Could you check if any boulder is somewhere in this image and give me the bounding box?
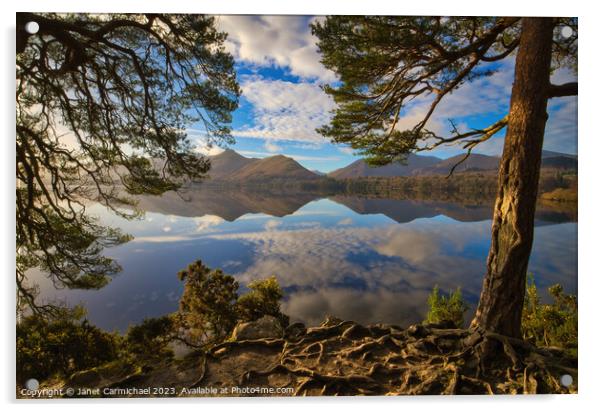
[231,315,284,341]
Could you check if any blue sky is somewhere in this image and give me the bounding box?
[189,16,578,173]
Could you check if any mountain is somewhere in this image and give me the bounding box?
[328,149,577,178]
[207,149,258,179]
[207,150,320,181]
[205,148,576,182]
[417,151,577,175]
[413,153,500,175]
[541,156,578,169]
[228,155,320,180]
[541,150,577,160]
[328,153,441,179]
[540,151,578,170]
[137,187,317,221]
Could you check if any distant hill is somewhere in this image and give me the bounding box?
[541,150,577,160]
[207,150,320,181]
[540,150,578,170]
[413,153,500,175]
[329,150,577,178]
[205,148,576,182]
[328,153,441,178]
[228,155,320,180]
[541,156,578,169]
[207,149,258,179]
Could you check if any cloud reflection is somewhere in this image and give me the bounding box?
[31,198,577,330]
[204,218,575,326]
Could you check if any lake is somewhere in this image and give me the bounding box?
[31,188,578,332]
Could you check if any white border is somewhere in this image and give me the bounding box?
[2,1,600,410]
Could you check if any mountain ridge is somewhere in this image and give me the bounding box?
[328,153,441,179]
[329,150,577,178]
[206,149,577,181]
[207,149,320,181]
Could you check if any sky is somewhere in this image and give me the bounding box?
[189,15,578,173]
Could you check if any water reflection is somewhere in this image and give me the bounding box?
[135,188,577,225]
[31,189,577,332]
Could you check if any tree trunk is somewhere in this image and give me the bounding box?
[471,18,555,338]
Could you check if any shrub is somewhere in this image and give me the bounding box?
[237,276,289,327]
[176,260,288,347]
[177,261,240,346]
[125,316,175,359]
[16,307,119,382]
[424,285,469,328]
[522,275,577,357]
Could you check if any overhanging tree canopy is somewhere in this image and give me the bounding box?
[312,16,576,169]
[312,16,577,338]
[16,13,240,315]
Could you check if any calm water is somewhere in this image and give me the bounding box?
[32,188,577,332]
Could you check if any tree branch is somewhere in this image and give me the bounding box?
[548,82,577,98]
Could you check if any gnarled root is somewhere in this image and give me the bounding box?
[204,320,577,396]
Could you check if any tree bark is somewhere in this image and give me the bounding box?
[471,18,555,338]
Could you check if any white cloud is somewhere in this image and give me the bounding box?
[216,15,336,82]
[550,66,577,85]
[434,62,513,119]
[402,60,514,140]
[264,140,281,153]
[338,147,355,155]
[544,97,578,154]
[187,128,226,156]
[200,220,492,325]
[195,145,225,156]
[235,76,335,144]
[214,17,576,158]
[292,142,324,150]
[237,150,340,162]
[389,58,573,157]
[337,218,353,226]
[194,215,225,232]
[264,219,281,231]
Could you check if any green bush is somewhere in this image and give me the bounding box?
[237,276,289,327]
[125,316,175,359]
[522,275,577,357]
[16,307,119,382]
[177,261,240,346]
[17,261,291,382]
[424,285,469,328]
[176,260,288,347]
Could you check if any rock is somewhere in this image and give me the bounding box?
[231,315,284,341]
[69,369,101,386]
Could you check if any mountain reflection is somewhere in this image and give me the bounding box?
[30,188,577,332]
[136,187,576,225]
[136,188,319,221]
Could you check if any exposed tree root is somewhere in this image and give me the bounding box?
[203,319,577,396]
[43,319,576,397]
